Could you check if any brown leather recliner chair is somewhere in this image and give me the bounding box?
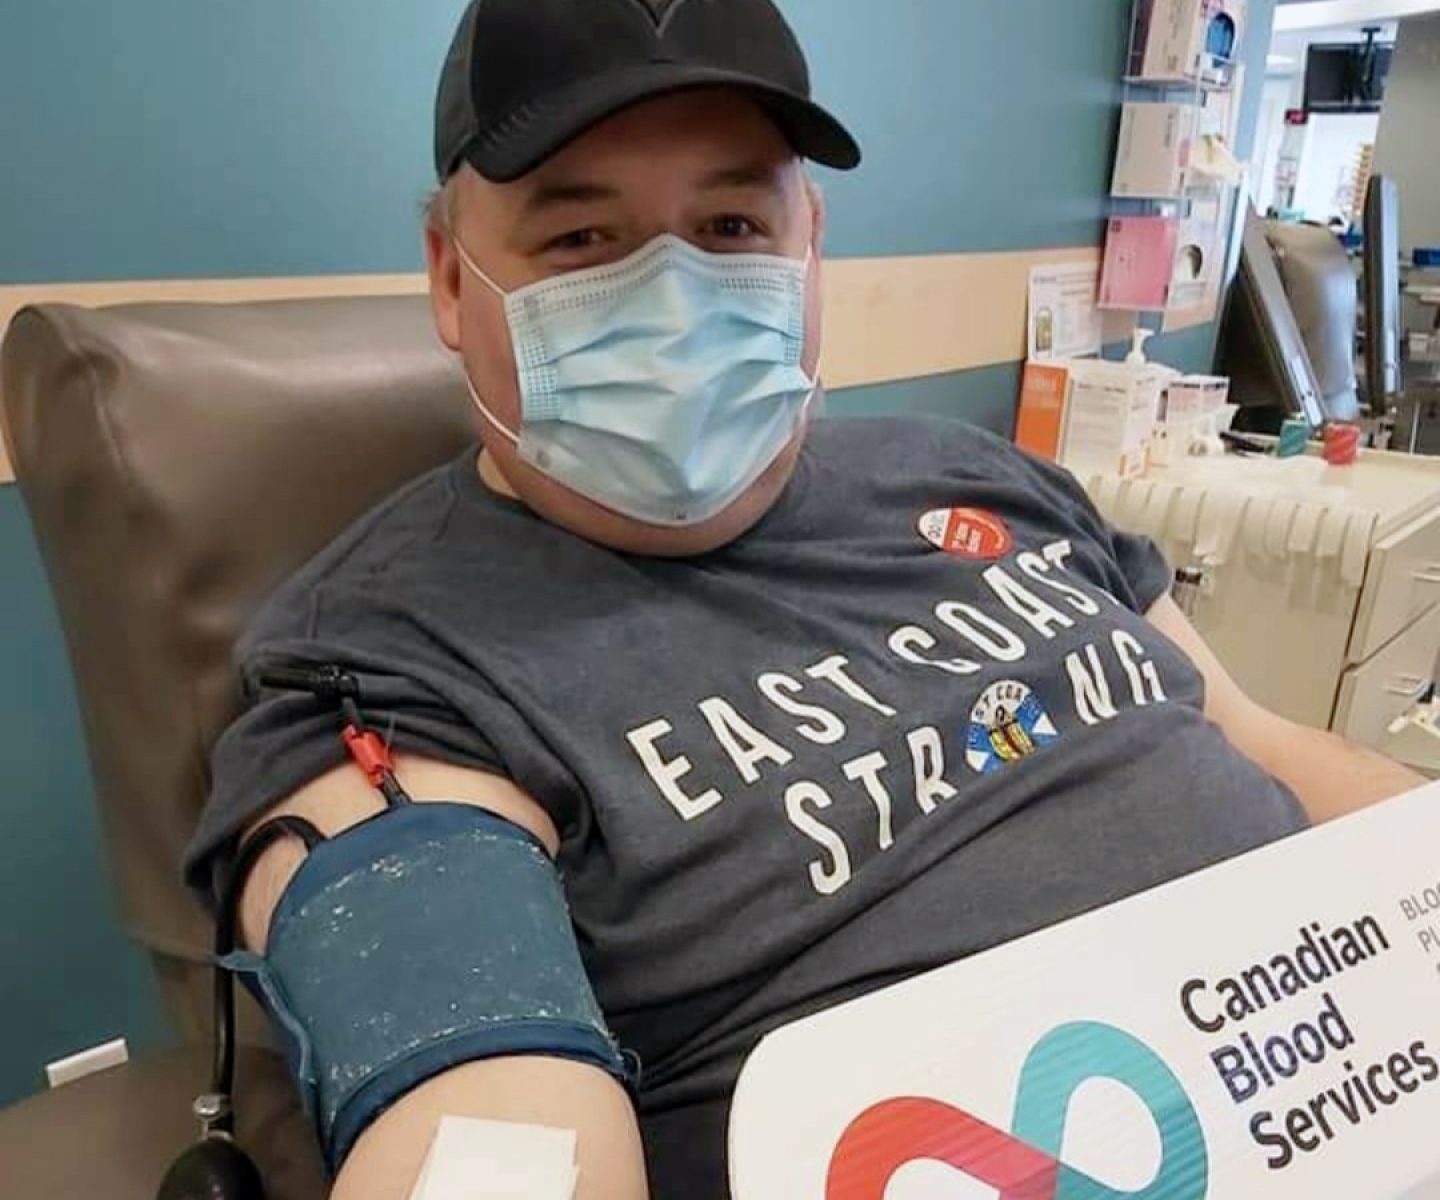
[0,296,476,1199]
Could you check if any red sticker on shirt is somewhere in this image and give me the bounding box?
[918,508,1013,560]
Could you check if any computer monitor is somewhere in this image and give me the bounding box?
[1304,39,1394,114]
[1363,174,1402,408]
[1216,206,1328,433]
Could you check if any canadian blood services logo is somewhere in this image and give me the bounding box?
[825,1022,1209,1200]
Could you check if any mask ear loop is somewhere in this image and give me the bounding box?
[798,246,821,401]
[451,237,524,447]
[453,236,508,299]
[462,373,521,448]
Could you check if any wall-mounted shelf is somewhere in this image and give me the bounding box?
[1098,211,1218,313]
[1124,63,1238,91]
[1127,0,1244,89]
[1110,99,1239,201]
[1100,0,1249,316]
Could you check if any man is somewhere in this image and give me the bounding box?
[186,1,1424,1197]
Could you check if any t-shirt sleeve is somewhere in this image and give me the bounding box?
[185,592,512,901]
[1106,521,1175,614]
[999,436,1175,615]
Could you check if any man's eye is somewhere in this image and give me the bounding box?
[708,215,761,240]
[545,229,603,253]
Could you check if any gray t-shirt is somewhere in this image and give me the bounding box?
[188,417,1306,1197]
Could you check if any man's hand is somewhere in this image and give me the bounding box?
[1147,594,1428,824]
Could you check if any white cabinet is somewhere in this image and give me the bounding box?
[1349,506,1440,663]
[1080,450,1440,773]
[1335,603,1440,747]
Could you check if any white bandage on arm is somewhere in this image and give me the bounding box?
[409,1117,579,1200]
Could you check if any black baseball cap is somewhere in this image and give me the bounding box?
[435,0,861,183]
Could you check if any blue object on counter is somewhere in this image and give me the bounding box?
[1414,248,1440,268]
[1277,419,1311,459]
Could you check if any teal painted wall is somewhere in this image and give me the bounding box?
[0,494,172,1102]
[1,0,1273,280]
[0,0,1276,1105]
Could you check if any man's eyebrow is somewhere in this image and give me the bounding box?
[519,179,620,217]
[699,161,790,192]
[516,162,786,217]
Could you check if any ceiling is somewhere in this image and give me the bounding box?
[1273,0,1440,30]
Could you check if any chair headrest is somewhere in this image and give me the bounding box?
[1,295,475,960]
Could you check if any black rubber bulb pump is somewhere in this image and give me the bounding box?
[155,1133,265,1200]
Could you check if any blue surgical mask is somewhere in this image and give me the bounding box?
[456,234,816,527]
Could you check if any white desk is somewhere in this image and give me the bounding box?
[1078,449,1440,774]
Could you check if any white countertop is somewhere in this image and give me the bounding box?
[1117,446,1440,536]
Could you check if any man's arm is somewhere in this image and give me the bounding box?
[1147,594,1427,824]
[240,755,650,1200]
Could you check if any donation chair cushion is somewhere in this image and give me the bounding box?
[0,297,474,995]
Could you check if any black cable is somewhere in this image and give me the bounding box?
[211,817,326,1109]
[340,696,365,731]
[203,663,409,1133]
[379,775,412,808]
[253,663,359,704]
[255,663,412,809]
[162,665,405,1199]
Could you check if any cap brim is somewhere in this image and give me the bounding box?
[463,63,861,183]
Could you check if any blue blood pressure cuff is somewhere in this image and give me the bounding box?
[221,802,632,1173]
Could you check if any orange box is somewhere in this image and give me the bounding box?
[1016,362,1072,460]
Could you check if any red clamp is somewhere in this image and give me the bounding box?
[342,724,397,790]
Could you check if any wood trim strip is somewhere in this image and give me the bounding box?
[0,273,429,339]
[0,247,1118,485]
[818,246,1101,388]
